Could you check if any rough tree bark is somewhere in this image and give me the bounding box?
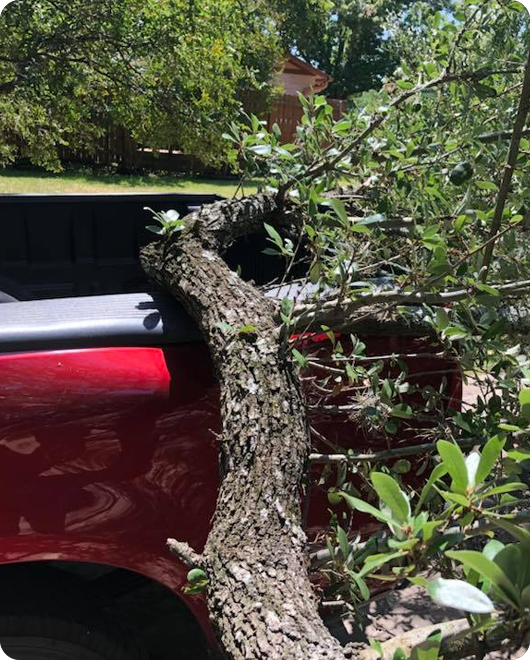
[141,194,347,660]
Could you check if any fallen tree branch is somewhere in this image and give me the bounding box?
[309,438,479,465]
[292,279,530,329]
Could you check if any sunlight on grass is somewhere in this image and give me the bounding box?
[0,168,259,197]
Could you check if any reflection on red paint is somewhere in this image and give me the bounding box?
[0,340,461,646]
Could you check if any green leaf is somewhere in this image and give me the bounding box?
[146,224,164,235]
[334,119,352,133]
[427,578,494,614]
[478,482,526,499]
[292,349,308,368]
[350,571,370,601]
[369,638,383,657]
[423,61,439,78]
[443,327,468,341]
[428,533,464,555]
[519,389,530,420]
[187,568,207,584]
[329,198,348,226]
[421,520,443,543]
[487,518,530,543]
[476,436,505,485]
[337,526,350,560]
[483,539,504,561]
[522,584,530,608]
[453,413,472,433]
[392,459,412,474]
[340,492,394,525]
[498,424,522,432]
[327,489,342,506]
[475,180,498,191]
[446,550,521,609]
[390,404,414,420]
[310,262,321,284]
[507,448,530,461]
[415,463,448,514]
[439,490,469,507]
[250,144,272,156]
[437,441,469,493]
[214,321,234,333]
[238,325,257,335]
[263,222,283,249]
[494,545,521,591]
[371,472,411,523]
[393,649,407,660]
[475,283,500,297]
[435,307,450,330]
[359,551,404,577]
[409,576,430,588]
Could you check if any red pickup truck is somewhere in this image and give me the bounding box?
[0,194,461,660]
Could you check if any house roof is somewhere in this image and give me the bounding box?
[280,54,331,93]
[283,54,331,79]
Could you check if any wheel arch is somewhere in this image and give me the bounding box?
[0,551,214,659]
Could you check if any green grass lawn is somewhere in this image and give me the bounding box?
[0,168,258,196]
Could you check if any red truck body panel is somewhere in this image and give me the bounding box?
[0,341,461,647]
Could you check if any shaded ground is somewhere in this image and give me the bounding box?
[328,584,525,660]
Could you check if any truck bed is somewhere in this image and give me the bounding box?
[0,292,202,353]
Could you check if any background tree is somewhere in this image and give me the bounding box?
[0,0,280,169]
[271,0,454,97]
[141,2,530,659]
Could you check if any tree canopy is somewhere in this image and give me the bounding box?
[272,0,455,97]
[0,0,280,169]
[141,1,530,658]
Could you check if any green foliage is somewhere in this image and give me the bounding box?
[227,1,530,649]
[428,578,495,614]
[334,439,530,635]
[144,208,183,236]
[0,0,281,169]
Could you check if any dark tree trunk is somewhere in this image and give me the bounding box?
[141,195,347,660]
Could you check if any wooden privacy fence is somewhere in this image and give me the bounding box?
[58,125,204,173]
[56,94,347,171]
[265,95,347,143]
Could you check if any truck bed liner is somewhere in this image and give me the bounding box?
[0,292,202,352]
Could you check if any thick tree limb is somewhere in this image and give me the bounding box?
[141,194,348,659]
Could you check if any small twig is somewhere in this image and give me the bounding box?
[167,539,204,568]
[309,437,480,465]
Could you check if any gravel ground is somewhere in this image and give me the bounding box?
[327,584,526,660]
